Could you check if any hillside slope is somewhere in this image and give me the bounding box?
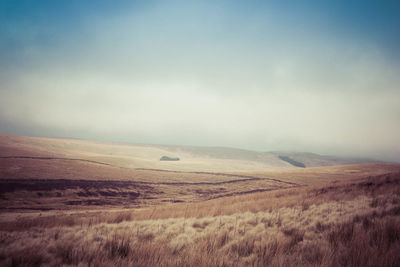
[0,134,382,173]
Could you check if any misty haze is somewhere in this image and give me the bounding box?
[1,1,400,267]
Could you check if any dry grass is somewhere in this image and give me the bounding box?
[1,203,399,266]
[2,135,400,266]
[1,172,400,266]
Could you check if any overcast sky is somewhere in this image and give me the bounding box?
[0,0,399,161]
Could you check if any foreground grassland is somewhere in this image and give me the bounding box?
[1,135,399,266]
[1,172,399,267]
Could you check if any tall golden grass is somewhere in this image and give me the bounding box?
[1,172,399,266]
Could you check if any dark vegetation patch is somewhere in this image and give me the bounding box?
[210,188,278,199]
[0,179,148,210]
[195,188,227,195]
[278,156,306,168]
[134,168,299,186]
[0,179,152,195]
[166,199,184,203]
[0,176,292,211]
[76,191,98,197]
[309,172,400,199]
[160,156,180,161]
[65,199,115,206]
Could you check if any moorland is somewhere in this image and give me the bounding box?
[0,134,399,266]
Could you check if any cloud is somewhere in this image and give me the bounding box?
[0,1,399,161]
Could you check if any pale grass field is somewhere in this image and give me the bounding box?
[0,134,293,172]
[1,135,400,266]
[1,172,399,267]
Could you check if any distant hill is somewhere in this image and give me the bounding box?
[0,134,381,173]
[156,144,380,168]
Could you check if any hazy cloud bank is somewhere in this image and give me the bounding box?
[1,1,399,161]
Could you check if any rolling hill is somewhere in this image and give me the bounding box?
[0,134,381,174]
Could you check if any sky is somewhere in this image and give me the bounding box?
[0,0,399,161]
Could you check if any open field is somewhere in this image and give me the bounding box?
[1,135,400,266]
[1,171,400,266]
